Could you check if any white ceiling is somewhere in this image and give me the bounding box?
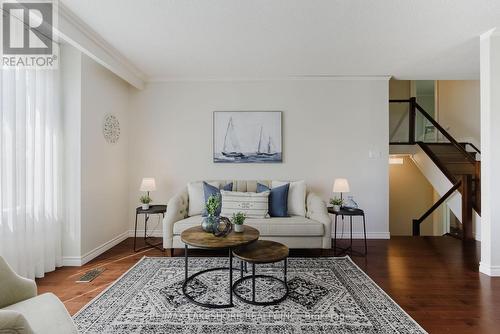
[61,0,500,81]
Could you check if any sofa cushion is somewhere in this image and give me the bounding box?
[4,293,77,334]
[257,182,289,217]
[202,182,233,216]
[220,190,269,218]
[187,181,220,216]
[173,215,324,236]
[273,180,306,217]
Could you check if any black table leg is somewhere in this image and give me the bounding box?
[229,248,233,306]
[363,214,367,255]
[350,216,353,255]
[284,258,287,284]
[334,214,338,256]
[240,260,244,279]
[133,213,138,251]
[184,244,188,281]
[252,264,256,302]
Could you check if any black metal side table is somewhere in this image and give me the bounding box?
[328,207,367,257]
[133,205,167,252]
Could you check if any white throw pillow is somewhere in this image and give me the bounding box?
[272,180,306,216]
[220,190,270,219]
[187,181,220,216]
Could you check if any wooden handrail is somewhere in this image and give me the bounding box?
[389,99,412,103]
[464,142,481,155]
[413,104,476,163]
[389,99,476,163]
[412,180,462,236]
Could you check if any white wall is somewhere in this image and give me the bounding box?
[128,79,390,238]
[61,44,82,263]
[437,80,480,146]
[80,54,131,258]
[60,44,132,264]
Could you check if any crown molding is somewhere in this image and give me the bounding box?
[147,75,392,83]
[56,2,146,89]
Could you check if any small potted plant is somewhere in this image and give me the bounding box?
[140,195,152,210]
[232,212,246,233]
[330,197,343,212]
[202,195,221,232]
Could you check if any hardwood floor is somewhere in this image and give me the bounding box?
[36,236,500,333]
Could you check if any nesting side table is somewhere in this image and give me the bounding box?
[133,205,167,252]
[328,207,367,257]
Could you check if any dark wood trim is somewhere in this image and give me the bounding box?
[389,99,412,103]
[409,97,416,144]
[412,180,462,236]
[461,174,473,241]
[414,104,476,163]
[474,161,481,215]
[463,142,481,155]
[417,142,457,183]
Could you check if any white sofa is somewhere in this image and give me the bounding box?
[163,180,331,250]
[0,257,78,334]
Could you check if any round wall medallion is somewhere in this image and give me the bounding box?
[103,114,120,144]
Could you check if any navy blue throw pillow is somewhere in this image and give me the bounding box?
[202,182,233,216]
[257,182,289,217]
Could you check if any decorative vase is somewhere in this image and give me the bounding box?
[234,224,244,233]
[201,215,220,233]
[332,205,341,212]
[344,196,359,209]
[142,204,149,210]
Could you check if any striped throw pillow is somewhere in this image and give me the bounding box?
[220,190,270,218]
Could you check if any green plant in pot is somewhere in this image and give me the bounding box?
[140,195,152,210]
[330,197,343,212]
[202,194,221,233]
[232,212,246,233]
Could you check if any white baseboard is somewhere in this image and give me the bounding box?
[62,256,83,266]
[62,230,130,267]
[479,262,500,276]
[331,232,390,239]
[128,229,163,237]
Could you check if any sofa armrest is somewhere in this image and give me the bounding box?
[0,310,34,334]
[163,188,189,248]
[0,257,37,309]
[306,192,332,249]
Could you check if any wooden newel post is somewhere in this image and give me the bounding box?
[412,219,420,236]
[460,174,473,241]
[409,97,416,144]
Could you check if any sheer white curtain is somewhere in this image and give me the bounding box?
[0,68,62,279]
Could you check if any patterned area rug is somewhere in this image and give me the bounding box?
[74,256,426,333]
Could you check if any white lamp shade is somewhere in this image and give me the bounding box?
[333,178,350,193]
[140,178,156,192]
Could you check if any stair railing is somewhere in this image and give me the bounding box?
[412,180,461,236]
[390,98,479,238]
[389,97,476,163]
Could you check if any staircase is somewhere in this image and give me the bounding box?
[389,97,481,240]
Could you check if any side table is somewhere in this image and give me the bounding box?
[134,204,167,252]
[328,207,367,256]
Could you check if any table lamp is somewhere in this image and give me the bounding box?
[333,178,350,204]
[140,177,156,197]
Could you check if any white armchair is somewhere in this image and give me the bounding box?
[0,257,78,334]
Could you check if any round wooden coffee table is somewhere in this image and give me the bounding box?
[180,225,259,308]
[232,240,289,306]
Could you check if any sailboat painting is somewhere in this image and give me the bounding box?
[213,111,282,163]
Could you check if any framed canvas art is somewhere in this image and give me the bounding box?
[213,111,282,163]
